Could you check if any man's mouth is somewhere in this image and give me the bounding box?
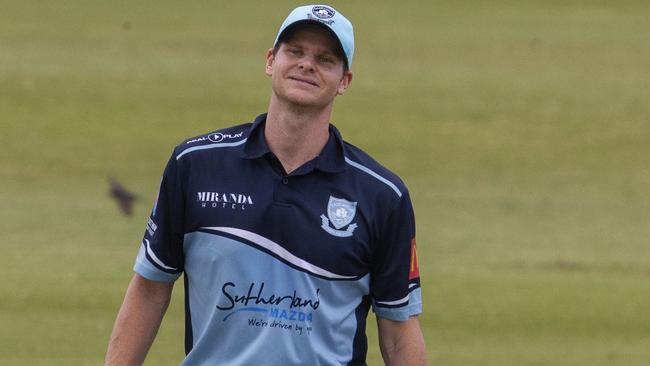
[288,76,318,87]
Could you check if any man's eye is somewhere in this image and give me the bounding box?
[318,56,333,63]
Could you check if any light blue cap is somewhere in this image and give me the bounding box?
[273,5,354,68]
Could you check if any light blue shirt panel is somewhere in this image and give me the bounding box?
[180,231,370,366]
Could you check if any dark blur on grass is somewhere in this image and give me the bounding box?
[1,1,649,365]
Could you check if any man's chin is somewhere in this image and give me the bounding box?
[283,94,328,108]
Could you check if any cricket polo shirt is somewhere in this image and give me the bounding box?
[134,113,422,366]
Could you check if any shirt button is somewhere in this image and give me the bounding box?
[282,177,289,184]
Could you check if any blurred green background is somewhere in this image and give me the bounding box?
[1,0,649,365]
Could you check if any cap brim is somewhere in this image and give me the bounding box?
[275,20,348,68]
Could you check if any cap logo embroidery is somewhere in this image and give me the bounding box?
[312,6,335,19]
[320,196,357,237]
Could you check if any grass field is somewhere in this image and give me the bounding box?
[1,1,649,365]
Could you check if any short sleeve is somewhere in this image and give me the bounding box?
[134,152,185,282]
[370,189,422,321]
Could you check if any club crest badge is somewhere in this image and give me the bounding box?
[312,6,335,19]
[320,196,358,237]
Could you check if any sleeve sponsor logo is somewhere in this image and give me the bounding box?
[409,237,420,280]
[146,217,158,236]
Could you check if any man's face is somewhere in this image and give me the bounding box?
[265,25,352,109]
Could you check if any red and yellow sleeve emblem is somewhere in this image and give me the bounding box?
[409,237,420,280]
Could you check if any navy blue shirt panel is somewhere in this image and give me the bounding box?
[178,116,373,279]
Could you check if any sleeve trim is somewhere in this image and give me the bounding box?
[143,239,178,271]
[344,157,403,197]
[375,294,410,307]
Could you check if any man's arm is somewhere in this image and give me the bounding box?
[105,274,174,366]
[377,316,427,366]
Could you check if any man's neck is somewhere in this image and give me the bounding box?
[265,98,332,174]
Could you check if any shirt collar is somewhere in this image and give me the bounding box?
[241,113,271,160]
[241,113,347,174]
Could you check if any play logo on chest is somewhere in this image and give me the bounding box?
[197,191,254,210]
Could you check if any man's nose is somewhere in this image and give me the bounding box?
[297,56,315,72]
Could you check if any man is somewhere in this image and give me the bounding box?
[106,4,426,365]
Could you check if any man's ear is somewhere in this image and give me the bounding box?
[337,70,353,95]
[265,48,275,77]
